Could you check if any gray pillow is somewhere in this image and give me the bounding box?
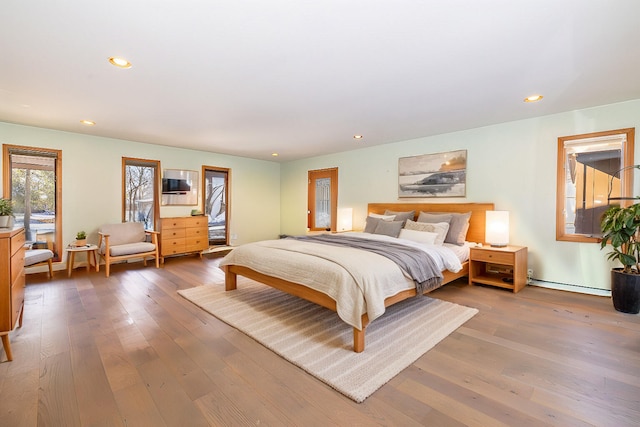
[364,216,382,233]
[373,220,403,238]
[417,211,471,245]
[384,209,415,224]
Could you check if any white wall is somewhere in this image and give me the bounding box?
[281,99,640,291]
[0,122,282,255]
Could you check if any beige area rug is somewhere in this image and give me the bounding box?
[178,279,478,403]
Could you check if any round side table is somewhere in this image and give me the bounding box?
[66,244,99,277]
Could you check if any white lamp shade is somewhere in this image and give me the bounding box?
[337,208,353,232]
[485,210,509,247]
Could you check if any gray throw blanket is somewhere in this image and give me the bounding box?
[293,234,443,295]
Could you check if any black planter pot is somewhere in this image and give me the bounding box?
[611,269,640,314]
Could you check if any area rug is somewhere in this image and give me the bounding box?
[178,279,478,403]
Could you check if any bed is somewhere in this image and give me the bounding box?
[221,202,494,352]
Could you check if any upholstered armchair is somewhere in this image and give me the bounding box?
[24,241,54,278]
[98,222,160,277]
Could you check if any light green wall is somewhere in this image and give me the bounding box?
[281,99,640,291]
[3,99,640,290]
[0,122,281,252]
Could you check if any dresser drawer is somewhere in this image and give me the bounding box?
[185,216,208,228]
[161,239,186,256]
[10,230,25,257]
[10,247,25,284]
[186,236,208,252]
[471,249,514,265]
[162,218,187,229]
[162,228,186,240]
[11,273,25,328]
[186,227,207,238]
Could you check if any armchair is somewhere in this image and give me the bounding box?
[98,222,160,277]
[24,241,54,278]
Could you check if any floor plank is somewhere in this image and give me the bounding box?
[0,254,636,426]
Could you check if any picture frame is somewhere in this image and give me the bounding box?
[161,169,199,206]
[398,149,467,198]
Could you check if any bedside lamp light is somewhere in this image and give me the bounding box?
[337,208,353,232]
[485,210,509,247]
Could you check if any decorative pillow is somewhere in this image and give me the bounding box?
[398,228,437,245]
[418,211,471,245]
[364,216,386,233]
[384,209,415,224]
[373,220,403,238]
[369,213,396,220]
[417,212,453,225]
[405,219,450,246]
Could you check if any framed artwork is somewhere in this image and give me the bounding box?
[161,169,199,205]
[398,149,467,198]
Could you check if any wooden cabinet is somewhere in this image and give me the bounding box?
[0,227,26,361]
[469,245,528,293]
[159,216,208,261]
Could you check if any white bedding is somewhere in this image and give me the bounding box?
[219,232,463,330]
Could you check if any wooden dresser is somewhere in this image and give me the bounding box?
[159,216,208,262]
[0,227,26,361]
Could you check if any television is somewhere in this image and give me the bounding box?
[162,178,191,194]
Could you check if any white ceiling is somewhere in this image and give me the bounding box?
[1,1,640,162]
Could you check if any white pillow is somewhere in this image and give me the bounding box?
[398,228,438,245]
[368,213,396,221]
[404,219,450,246]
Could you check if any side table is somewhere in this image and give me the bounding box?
[66,244,99,277]
[469,245,528,293]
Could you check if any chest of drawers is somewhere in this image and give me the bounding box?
[159,216,208,261]
[0,227,26,361]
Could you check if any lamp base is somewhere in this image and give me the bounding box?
[489,244,508,248]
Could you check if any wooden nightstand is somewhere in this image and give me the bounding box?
[469,245,528,293]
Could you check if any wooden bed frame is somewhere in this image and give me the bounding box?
[223,202,494,352]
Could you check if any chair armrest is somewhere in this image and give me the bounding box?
[97,232,110,249]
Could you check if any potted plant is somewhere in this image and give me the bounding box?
[75,230,87,247]
[0,198,14,228]
[600,203,640,314]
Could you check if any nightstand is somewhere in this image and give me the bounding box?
[469,245,528,293]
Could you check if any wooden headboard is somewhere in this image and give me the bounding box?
[367,202,495,244]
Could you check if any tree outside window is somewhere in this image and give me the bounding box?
[123,158,159,230]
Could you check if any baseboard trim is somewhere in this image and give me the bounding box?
[529,279,611,297]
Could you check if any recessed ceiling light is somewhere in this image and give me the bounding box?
[80,120,96,126]
[353,135,363,139]
[108,56,132,69]
[524,94,543,103]
[271,153,279,157]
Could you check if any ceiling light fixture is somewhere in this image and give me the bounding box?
[353,135,363,140]
[108,56,132,69]
[524,94,543,103]
[271,153,279,157]
[80,120,96,126]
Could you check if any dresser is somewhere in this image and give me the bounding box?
[159,216,208,262]
[0,227,26,361]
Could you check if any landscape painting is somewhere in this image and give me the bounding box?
[398,150,467,198]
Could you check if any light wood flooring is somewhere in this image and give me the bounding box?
[1,255,638,426]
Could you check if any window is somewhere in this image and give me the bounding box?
[202,166,230,246]
[3,144,62,261]
[556,128,635,242]
[308,168,338,231]
[123,158,160,230]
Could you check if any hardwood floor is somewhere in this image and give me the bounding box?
[1,255,638,426]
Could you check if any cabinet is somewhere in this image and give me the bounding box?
[469,245,527,293]
[0,227,26,361]
[159,216,208,261]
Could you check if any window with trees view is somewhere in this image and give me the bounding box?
[3,144,62,261]
[123,158,159,230]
